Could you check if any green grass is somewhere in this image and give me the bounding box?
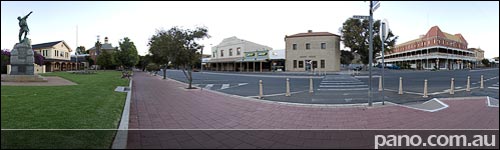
[1,71,129,149]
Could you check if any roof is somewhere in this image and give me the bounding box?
[396,26,467,47]
[285,31,340,38]
[32,41,61,49]
[87,43,116,51]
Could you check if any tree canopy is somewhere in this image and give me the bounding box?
[148,26,210,88]
[340,18,398,65]
[114,37,139,69]
[96,49,114,70]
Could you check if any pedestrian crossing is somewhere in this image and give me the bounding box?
[193,83,248,90]
[317,75,368,91]
[489,82,499,90]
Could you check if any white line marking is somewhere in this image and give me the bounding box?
[319,85,368,88]
[317,88,368,91]
[220,84,230,90]
[238,83,248,86]
[320,82,364,85]
[205,84,214,89]
[488,87,499,90]
[320,81,360,83]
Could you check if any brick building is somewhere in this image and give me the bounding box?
[381,26,476,70]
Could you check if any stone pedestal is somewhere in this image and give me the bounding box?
[1,75,47,82]
[10,42,34,75]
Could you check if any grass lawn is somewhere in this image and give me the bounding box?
[1,71,129,149]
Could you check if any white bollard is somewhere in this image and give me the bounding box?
[398,77,403,95]
[423,79,428,98]
[480,75,484,89]
[378,76,383,91]
[309,76,314,94]
[259,80,263,99]
[466,76,471,92]
[450,78,455,95]
[286,78,291,97]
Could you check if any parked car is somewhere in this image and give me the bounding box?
[348,64,363,71]
[387,65,400,70]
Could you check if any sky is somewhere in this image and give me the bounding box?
[1,1,499,58]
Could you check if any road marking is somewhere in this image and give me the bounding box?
[319,85,368,88]
[320,82,364,85]
[488,87,499,90]
[321,80,360,83]
[205,84,214,89]
[469,68,499,72]
[317,88,368,91]
[238,83,248,86]
[220,84,230,90]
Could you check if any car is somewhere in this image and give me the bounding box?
[387,65,400,70]
[348,64,363,71]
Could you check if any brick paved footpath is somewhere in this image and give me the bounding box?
[127,71,498,149]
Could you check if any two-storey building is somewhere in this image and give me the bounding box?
[207,36,273,72]
[381,26,475,70]
[285,30,341,72]
[32,40,78,72]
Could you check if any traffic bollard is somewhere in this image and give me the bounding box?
[286,78,290,97]
[480,75,484,89]
[450,78,455,95]
[259,80,263,99]
[423,79,428,98]
[378,76,382,91]
[466,76,471,92]
[309,76,313,94]
[398,77,403,95]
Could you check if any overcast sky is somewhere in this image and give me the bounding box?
[1,1,498,58]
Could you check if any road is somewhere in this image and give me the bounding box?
[155,68,499,104]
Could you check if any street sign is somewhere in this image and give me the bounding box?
[353,15,370,20]
[379,19,389,41]
[372,1,380,12]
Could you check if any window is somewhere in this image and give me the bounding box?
[321,43,326,49]
[298,61,304,68]
[293,60,297,68]
[220,50,224,57]
[237,47,241,55]
[292,44,297,50]
[55,50,57,57]
[321,60,325,68]
[229,49,233,56]
[213,52,216,57]
[306,43,310,50]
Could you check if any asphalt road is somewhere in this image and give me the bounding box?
[155,68,499,104]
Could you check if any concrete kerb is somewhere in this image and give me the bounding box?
[152,75,392,109]
[111,79,133,149]
[198,71,324,79]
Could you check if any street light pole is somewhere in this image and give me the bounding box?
[368,1,374,107]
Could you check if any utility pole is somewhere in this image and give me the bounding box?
[368,1,374,107]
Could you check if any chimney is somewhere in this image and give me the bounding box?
[105,37,109,44]
[308,30,312,33]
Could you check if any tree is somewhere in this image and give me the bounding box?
[340,50,354,65]
[148,26,210,88]
[481,58,491,67]
[114,37,139,70]
[1,49,10,74]
[96,50,114,70]
[137,54,152,72]
[340,18,398,66]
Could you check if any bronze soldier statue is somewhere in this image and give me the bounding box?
[18,11,33,43]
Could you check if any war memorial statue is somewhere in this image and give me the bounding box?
[1,11,46,82]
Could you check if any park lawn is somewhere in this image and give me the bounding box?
[1,71,129,149]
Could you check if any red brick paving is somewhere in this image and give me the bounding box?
[127,71,498,149]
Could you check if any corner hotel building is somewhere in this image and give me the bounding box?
[381,26,476,70]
